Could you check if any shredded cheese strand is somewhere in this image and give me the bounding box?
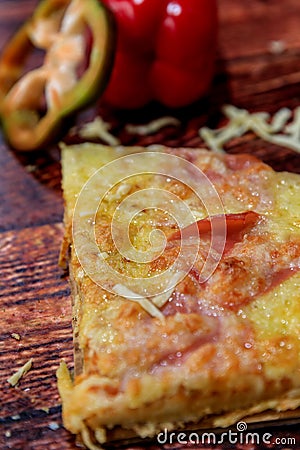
[199,104,300,154]
[7,358,33,387]
[81,425,104,450]
[78,116,120,146]
[125,116,180,135]
[112,284,165,321]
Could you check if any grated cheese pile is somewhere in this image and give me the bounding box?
[199,104,300,154]
[72,105,300,155]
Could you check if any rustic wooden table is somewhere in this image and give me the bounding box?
[1,1,300,449]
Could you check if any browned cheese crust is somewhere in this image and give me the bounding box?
[57,144,300,448]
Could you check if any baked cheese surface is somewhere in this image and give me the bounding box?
[58,144,300,447]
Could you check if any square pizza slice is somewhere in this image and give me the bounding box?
[57,143,300,449]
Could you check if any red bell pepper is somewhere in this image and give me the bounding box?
[100,0,218,109]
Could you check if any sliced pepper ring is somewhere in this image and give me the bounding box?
[0,0,115,151]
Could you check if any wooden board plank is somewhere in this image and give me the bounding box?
[0,224,71,409]
[0,142,63,231]
[0,224,75,449]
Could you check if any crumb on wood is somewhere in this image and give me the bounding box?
[11,333,21,341]
[48,422,60,431]
[7,358,33,387]
[11,414,20,421]
[268,40,286,55]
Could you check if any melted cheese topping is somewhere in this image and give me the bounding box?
[59,144,300,447]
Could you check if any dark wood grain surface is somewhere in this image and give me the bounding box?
[1,1,300,449]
